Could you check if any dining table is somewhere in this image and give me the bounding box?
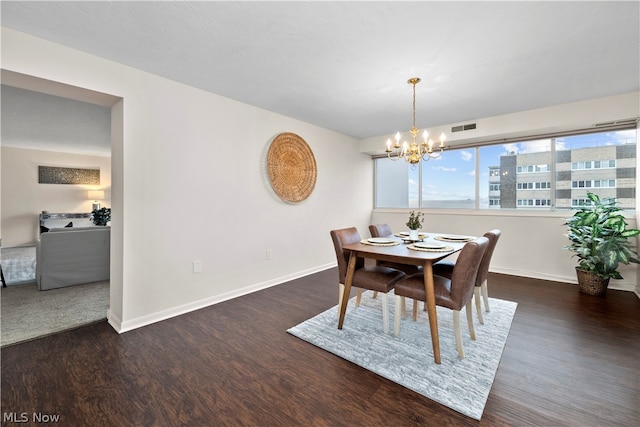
[338,232,473,364]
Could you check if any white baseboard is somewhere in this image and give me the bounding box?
[106,262,637,334]
[110,262,336,334]
[491,267,637,293]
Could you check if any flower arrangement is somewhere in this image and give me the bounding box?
[406,210,424,230]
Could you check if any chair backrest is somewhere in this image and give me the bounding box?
[369,223,393,238]
[330,227,365,284]
[475,229,501,287]
[449,236,489,310]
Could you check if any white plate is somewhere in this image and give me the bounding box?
[441,235,471,241]
[368,237,395,244]
[414,242,445,249]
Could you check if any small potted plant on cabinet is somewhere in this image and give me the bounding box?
[565,192,640,295]
[91,207,111,226]
[406,210,424,240]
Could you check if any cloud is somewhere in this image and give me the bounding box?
[432,166,456,172]
[460,150,473,161]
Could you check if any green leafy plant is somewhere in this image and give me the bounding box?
[91,207,111,226]
[406,210,424,231]
[565,192,640,280]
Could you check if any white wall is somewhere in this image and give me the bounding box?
[1,28,373,332]
[1,147,112,246]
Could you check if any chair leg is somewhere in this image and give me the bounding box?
[482,280,490,312]
[356,288,363,307]
[372,291,378,299]
[474,287,484,325]
[381,292,389,334]
[466,303,476,341]
[338,283,345,315]
[394,295,402,337]
[453,310,465,359]
[412,299,419,321]
[400,297,407,318]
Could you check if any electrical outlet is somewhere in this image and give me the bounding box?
[266,249,272,260]
[192,260,202,273]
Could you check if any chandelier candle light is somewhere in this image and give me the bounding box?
[385,77,446,164]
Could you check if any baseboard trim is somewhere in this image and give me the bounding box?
[111,262,336,334]
[107,262,637,333]
[491,267,636,293]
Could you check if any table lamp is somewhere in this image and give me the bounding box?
[88,190,105,211]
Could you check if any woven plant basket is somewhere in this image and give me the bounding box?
[575,268,610,296]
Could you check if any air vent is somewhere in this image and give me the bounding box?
[593,118,638,127]
[451,123,477,132]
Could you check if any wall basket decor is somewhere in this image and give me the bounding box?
[38,166,100,185]
[267,132,317,203]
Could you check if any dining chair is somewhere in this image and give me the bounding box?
[393,236,489,359]
[330,227,406,334]
[368,223,423,274]
[367,223,423,315]
[432,229,501,324]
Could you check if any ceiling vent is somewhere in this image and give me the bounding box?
[451,123,477,133]
[593,118,638,127]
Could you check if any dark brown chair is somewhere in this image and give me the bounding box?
[432,230,501,324]
[368,223,423,313]
[330,227,406,333]
[393,236,489,359]
[369,223,423,275]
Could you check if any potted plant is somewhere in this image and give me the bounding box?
[406,210,424,240]
[564,192,640,295]
[91,207,111,226]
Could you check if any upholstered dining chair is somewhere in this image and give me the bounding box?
[393,236,489,359]
[366,223,423,308]
[432,229,501,324]
[330,227,406,334]
[368,223,423,275]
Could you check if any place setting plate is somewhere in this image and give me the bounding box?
[362,237,400,246]
[434,234,475,243]
[408,242,454,252]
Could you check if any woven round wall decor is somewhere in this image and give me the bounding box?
[267,132,317,203]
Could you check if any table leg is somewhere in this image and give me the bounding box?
[423,261,441,364]
[338,251,357,329]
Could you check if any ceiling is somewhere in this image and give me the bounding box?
[1,1,639,155]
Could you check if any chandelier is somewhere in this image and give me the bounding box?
[385,77,446,164]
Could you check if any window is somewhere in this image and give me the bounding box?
[421,147,476,209]
[374,129,636,210]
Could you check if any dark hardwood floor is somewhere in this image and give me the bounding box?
[2,270,639,426]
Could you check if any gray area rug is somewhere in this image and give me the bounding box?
[1,281,109,347]
[288,291,517,420]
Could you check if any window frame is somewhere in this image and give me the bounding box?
[373,124,637,217]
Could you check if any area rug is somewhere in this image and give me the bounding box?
[287,291,517,420]
[1,281,109,347]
